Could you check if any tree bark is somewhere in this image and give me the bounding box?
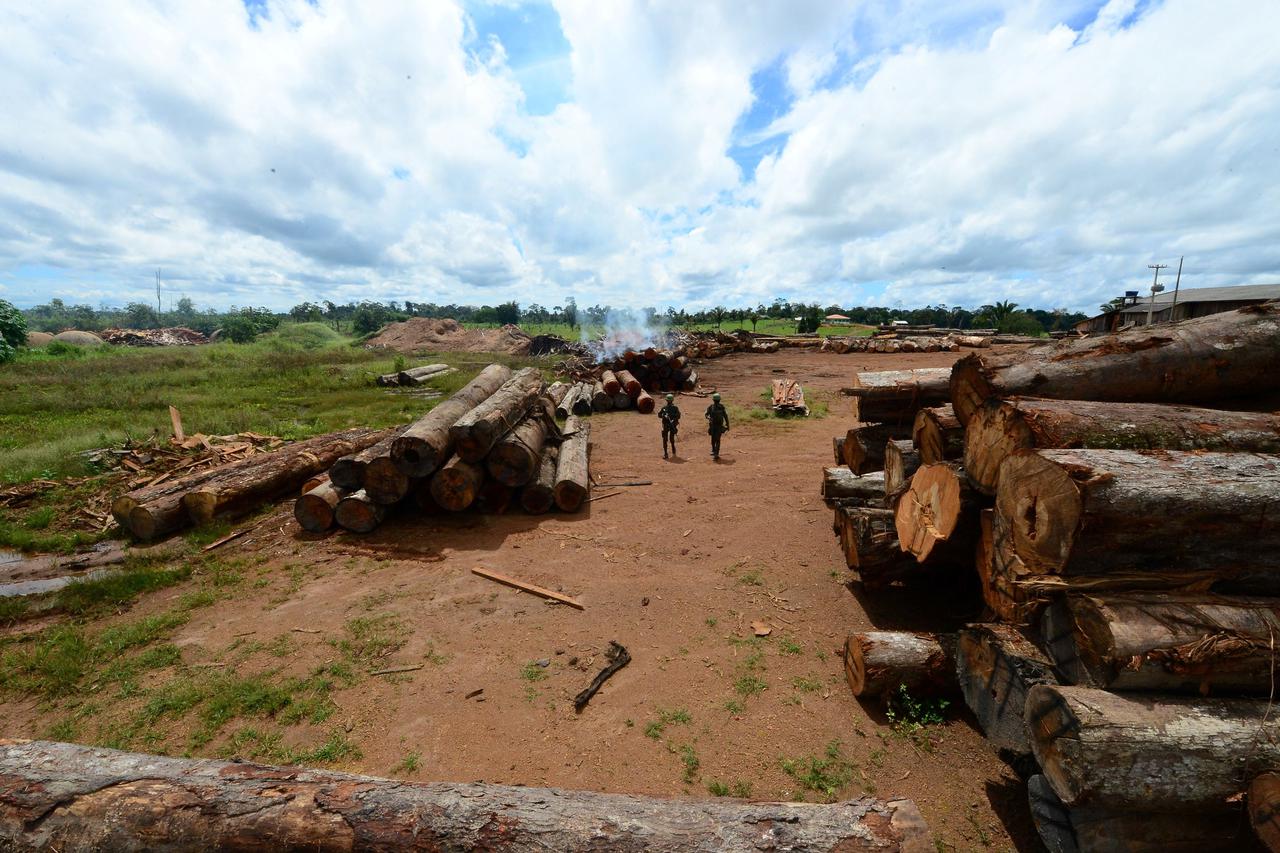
[520,446,559,514]
[821,468,886,503]
[476,480,514,514]
[361,455,412,506]
[995,448,1280,577]
[329,426,408,492]
[601,370,621,395]
[950,302,1280,425]
[591,382,613,412]
[486,410,551,487]
[1026,683,1280,809]
[430,455,486,512]
[849,368,951,425]
[954,335,990,349]
[911,405,963,465]
[833,436,846,466]
[893,462,978,564]
[556,384,581,419]
[396,363,450,386]
[0,739,931,853]
[1251,772,1280,853]
[883,440,920,505]
[554,417,591,512]
[391,364,512,477]
[1040,591,1280,694]
[333,489,387,534]
[635,388,655,415]
[451,367,545,462]
[844,425,912,474]
[547,381,570,407]
[617,369,641,397]
[956,623,1057,760]
[843,631,956,700]
[966,397,1280,495]
[570,382,594,416]
[294,478,345,533]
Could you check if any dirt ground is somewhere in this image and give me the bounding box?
[4,347,1043,851]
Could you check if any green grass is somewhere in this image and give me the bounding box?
[678,743,700,783]
[335,613,408,667]
[780,741,856,802]
[734,674,768,697]
[395,750,422,774]
[644,707,692,739]
[0,557,194,626]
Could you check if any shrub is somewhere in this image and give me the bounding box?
[0,299,27,361]
[220,314,260,343]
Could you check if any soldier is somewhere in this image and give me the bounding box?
[658,393,681,459]
[705,392,729,460]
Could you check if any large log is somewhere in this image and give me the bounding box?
[612,391,632,410]
[0,739,931,852]
[451,367,544,462]
[1040,591,1280,694]
[849,368,951,425]
[293,478,345,533]
[821,468,886,503]
[476,480,514,514]
[893,462,977,564]
[1252,772,1280,853]
[836,507,915,587]
[882,440,919,505]
[965,397,1280,495]
[429,455,486,512]
[570,381,594,416]
[949,302,1280,425]
[556,383,580,419]
[995,448,1280,577]
[591,381,613,412]
[844,425,911,474]
[520,446,559,514]
[486,408,551,487]
[554,417,591,512]
[362,454,412,505]
[329,426,409,492]
[833,436,846,465]
[391,364,512,477]
[911,405,963,465]
[333,489,387,533]
[617,369,641,397]
[844,631,956,700]
[956,623,1057,762]
[601,370,621,395]
[1025,684,1280,809]
[635,388,655,415]
[397,363,450,385]
[546,381,570,407]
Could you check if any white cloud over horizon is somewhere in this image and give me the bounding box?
[1,0,1277,314]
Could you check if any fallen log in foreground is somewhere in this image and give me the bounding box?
[450,367,544,462]
[844,631,956,700]
[949,302,1280,425]
[0,740,930,852]
[294,478,345,533]
[821,467,886,503]
[956,623,1057,762]
[329,426,408,492]
[554,416,591,512]
[843,424,911,474]
[391,364,512,477]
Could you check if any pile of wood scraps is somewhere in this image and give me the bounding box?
[821,301,1280,852]
[770,378,808,416]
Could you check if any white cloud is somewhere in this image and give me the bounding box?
[0,0,1277,314]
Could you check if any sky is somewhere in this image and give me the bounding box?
[1,0,1278,315]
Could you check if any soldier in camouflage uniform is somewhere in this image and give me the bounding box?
[658,393,681,459]
[705,392,730,460]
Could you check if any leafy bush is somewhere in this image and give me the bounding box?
[0,337,12,365]
[0,299,27,362]
[219,314,260,343]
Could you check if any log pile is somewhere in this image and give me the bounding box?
[820,302,1280,851]
[822,335,962,354]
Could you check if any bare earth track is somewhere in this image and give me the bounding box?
[2,348,1038,851]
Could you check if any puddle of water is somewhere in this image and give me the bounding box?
[0,569,112,598]
[0,550,24,565]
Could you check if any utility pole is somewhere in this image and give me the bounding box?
[1146,263,1168,326]
[1170,256,1184,319]
[155,269,162,321]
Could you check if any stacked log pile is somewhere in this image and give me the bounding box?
[822,335,962,354]
[821,302,1280,851]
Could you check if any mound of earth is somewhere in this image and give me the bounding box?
[51,331,105,346]
[26,332,53,347]
[365,318,531,354]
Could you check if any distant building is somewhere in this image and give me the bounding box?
[824,313,851,324]
[1075,283,1280,333]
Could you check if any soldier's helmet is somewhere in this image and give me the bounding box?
[712,393,721,401]
[665,393,674,401]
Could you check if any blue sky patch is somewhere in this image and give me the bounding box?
[467,0,571,115]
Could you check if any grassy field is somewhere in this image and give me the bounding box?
[497,319,874,339]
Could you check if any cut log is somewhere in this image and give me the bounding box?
[397,363,450,385]
[821,468,886,503]
[412,479,442,514]
[601,370,621,395]
[894,462,977,564]
[486,411,551,487]
[293,478,345,533]
[681,370,698,391]
[429,455,486,512]
[836,506,914,586]
[965,397,1280,496]
[547,381,570,407]
[956,623,1057,761]
[612,392,632,410]
[451,367,544,462]
[391,364,512,477]
[0,739,931,852]
[617,369,641,397]
[361,454,412,506]
[1026,683,1280,809]
[591,381,613,412]
[1252,772,1280,853]
[571,381,594,416]
[519,446,559,514]
[556,383,580,419]
[635,388,655,415]
[476,480,514,514]
[849,368,951,425]
[554,416,591,512]
[329,426,409,492]
[122,428,387,540]
[844,425,912,474]
[954,334,991,349]
[1040,591,1280,694]
[883,440,920,505]
[833,436,846,465]
[995,448,1280,577]
[911,404,963,465]
[950,302,1280,425]
[844,631,956,700]
[333,489,387,533]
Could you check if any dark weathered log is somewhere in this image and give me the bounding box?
[520,446,559,514]
[849,368,951,425]
[129,428,387,539]
[547,381,570,407]
[995,448,1280,577]
[893,462,977,564]
[1252,772,1280,853]
[681,369,698,391]
[1040,591,1280,694]
[397,363,450,386]
[391,364,512,477]
[844,424,912,474]
[329,426,409,492]
[612,392,632,410]
[556,383,580,419]
[476,480,514,514]
[429,455,486,512]
[0,739,931,852]
[411,478,442,514]
[617,369,641,397]
[294,478,345,533]
[451,367,544,462]
[965,397,1280,495]
[333,489,387,533]
[821,468,885,503]
[833,436,846,465]
[591,382,613,412]
[554,416,591,512]
[844,631,956,700]
[950,302,1280,425]
[571,382,594,416]
[601,370,621,395]
[362,454,412,506]
[956,623,1056,760]
[836,506,913,586]
[911,404,963,465]
[635,388,655,415]
[1026,684,1280,810]
[486,410,551,487]
[883,440,919,504]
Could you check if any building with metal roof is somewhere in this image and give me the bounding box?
[1075,283,1280,332]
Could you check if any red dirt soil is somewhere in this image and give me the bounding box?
[364,318,532,354]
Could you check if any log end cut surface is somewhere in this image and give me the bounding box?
[994,451,1082,575]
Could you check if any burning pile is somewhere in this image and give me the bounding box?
[100,327,209,346]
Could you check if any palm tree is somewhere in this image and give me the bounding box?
[978,300,1019,329]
